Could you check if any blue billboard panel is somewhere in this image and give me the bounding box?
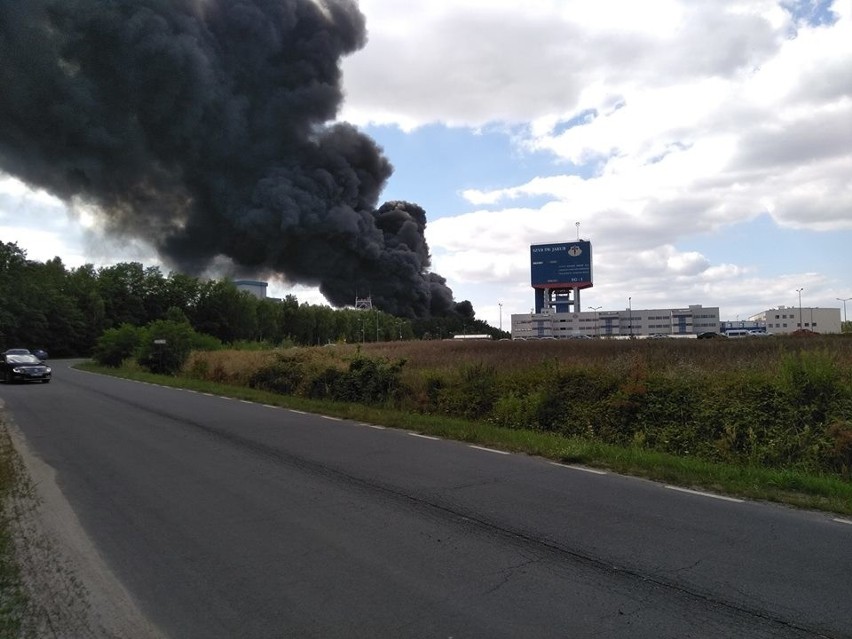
[530,241,593,289]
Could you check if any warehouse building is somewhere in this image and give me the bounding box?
[511,304,720,339]
[749,306,841,334]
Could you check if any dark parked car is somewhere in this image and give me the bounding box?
[32,348,49,360]
[0,353,51,383]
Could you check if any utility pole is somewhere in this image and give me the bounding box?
[628,297,633,337]
[796,288,804,329]
[499,301,503,332]
[589,306,601,337]
[837,297,851,323]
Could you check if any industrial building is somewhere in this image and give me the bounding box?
[513,238,721,339]
[749,306,841,335]
[511,304,720,339]
[234,280,268,299]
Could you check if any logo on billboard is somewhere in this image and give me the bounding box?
[568,246,582,257]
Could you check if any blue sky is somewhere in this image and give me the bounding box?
[2,0,851,328]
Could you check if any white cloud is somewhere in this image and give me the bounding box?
[339,0,852,326]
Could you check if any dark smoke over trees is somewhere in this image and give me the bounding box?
[0,0,466,318]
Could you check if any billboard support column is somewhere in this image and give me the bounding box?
[573,287,580,312]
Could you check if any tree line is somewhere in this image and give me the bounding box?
[0,241,503,356]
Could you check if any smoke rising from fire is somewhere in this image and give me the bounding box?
[0,0,462,318]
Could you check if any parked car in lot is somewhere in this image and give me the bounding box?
[0,352,51,383]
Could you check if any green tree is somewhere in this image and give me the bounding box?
[97,263,147,327]
[92,324,144,367]
[66,264,106,353]
[256,299,285,343]
[191,281,257,343]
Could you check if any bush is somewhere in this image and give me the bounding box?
[430,363,498,420]
[250,354,406,406]
[91,324,143,367]
[249,357,306,395]
[137,320,210,375]
[825,420,852,477]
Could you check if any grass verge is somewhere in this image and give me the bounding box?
[77,361,852,516]
[0,418,28,637]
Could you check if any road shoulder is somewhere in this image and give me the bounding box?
[2,408,165,639]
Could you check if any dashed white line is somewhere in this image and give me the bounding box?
[262,404,278,409]
[362,424,386,430]
[550,462,608,475]
[321,415,342,422]
[665,486,744,503]
[239,400,253,404]
[409,433,440,441]
[290,410,308,415]
[469,445,509,456]
[833,518,852,526]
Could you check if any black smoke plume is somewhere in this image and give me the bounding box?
[0,0,461,318]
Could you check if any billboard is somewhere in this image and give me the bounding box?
[530,241,593,289]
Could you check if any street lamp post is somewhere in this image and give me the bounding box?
[796,288,804,329]
[499,301,503,332]
[837,297,851,323]
[589,306,601,337]
[628,297,633,337]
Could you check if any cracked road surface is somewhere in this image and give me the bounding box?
[2,361,851,638]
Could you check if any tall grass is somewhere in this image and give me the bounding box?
[182,335,852,479]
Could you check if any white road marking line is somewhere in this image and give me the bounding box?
[363,424,386,430]
[239,400,253,404]
[409,433,440,441]
[469,445,509,455]
[321,415,342,422]
[665,486,744,503]
[290,410,308,415]
[550,462,607,475]
[262,404,277,409]
[833,518,852,526]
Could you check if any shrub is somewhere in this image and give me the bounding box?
[328,356,406,405]
[491,391,543,429]
[91,324,142,367]
[137,320,207,375]
[249,357,306,395]
[824,420,852,477]
[780,350,843,425]
[430,363,498,420]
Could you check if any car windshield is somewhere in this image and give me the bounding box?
[7,354,41,364]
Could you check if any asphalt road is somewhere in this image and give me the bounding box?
[2,360,851,638]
